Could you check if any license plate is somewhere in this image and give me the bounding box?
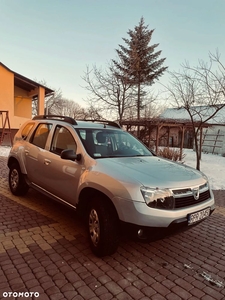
[188,207,210,225]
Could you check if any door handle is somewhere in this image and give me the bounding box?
[44,159,51,166]
[25,150,29,155]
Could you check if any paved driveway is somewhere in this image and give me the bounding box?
[0,156,225,300]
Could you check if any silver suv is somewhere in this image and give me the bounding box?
[8,115,215,256]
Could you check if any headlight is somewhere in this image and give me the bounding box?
[140,186,174,209]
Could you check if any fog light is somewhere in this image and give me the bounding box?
[138,229,144,237]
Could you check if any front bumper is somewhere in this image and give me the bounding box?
[119,201,215,240]
[114,194,215,228]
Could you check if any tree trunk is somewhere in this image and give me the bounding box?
[194,130,201,171]
[137,82,141,137]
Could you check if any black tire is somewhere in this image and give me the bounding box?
[9,163,29,196]
[87,197,119,257]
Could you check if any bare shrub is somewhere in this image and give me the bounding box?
[158,147,186,162]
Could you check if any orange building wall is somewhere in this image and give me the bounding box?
[0,65,14,112]
[14,86,32,119]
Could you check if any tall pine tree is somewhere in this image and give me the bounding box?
[113,17,167,124]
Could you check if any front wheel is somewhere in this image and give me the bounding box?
[9,163,29,196]
[87,197,119,257]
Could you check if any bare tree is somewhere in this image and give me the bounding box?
[32,80,63,116]
[82,63,136,122]
[50,99,83,118]
[45,88,64,115]
[141,92,165,119]
[83,104,104,120]
[32,79,103,121]
[50,98,104,120]
[165,50,225,170]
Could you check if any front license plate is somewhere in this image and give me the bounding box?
[188,207,210,225]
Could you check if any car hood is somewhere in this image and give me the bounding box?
[95,156,206,188]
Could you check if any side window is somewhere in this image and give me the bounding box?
[21,122,35,140]
[31,123,52,149]
[51,126,77,155]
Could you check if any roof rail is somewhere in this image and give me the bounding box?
[78,119,121,128]
[32,115,77,125]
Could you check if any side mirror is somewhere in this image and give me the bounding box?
[61,149,81,161]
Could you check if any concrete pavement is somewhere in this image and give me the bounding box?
[0,155,225,300]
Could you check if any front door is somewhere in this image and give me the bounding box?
[35,125,83,205]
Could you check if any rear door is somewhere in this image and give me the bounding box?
[24,123,52,184]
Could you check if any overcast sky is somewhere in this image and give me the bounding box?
[1,0,225,106]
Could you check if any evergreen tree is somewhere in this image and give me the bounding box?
[113,17,167,124]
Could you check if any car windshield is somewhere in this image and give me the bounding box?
[76,128,153,158]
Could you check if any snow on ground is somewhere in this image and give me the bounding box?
[0,146,11,157]
[0,146,224,190]
[0,146,11,158]
[182,149,225,190]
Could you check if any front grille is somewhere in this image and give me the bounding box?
[174,190,211,209]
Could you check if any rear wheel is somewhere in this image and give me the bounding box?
[9,163,29,196]
[87,197,119,257]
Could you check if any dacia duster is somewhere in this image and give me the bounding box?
[8,115,215,256]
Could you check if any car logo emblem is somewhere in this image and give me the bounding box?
[193,187,199,200]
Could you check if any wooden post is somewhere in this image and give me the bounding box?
[0,111,12,146]
[179,126,185,161]
[155,125,159,154]
[199,126,203,160]
[167,126,170,148]
[148,123,151,148]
